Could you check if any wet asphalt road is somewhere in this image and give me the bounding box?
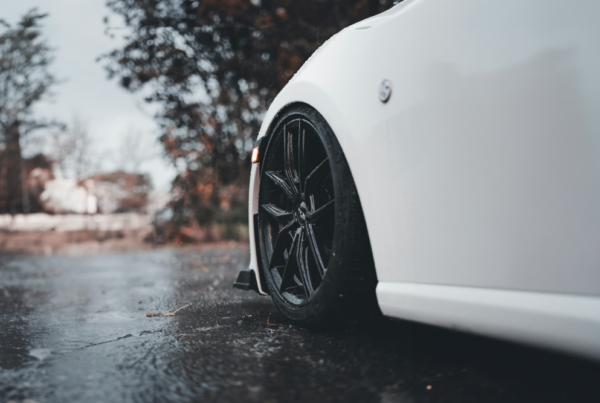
[1,245,600,403]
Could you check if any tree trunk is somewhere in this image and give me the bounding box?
[4,121,23,214]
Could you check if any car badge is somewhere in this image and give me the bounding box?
[379,80,392,103]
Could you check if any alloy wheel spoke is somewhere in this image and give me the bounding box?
[298,120,306,194]
[261,203,293,224]
[269,220,298,269]
[304,157,329,194]
[279,227,302,292]
[283,127,299,198]
[265,171,294,201]
[307,199,335,222]
[305,223,326,278]
[296,230,315,299]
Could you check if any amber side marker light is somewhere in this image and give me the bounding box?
[251,147,260,164]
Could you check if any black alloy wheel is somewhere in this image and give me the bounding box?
[258,104,378,327]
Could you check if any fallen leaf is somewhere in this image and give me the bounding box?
[266,313,277,327]
[146,304,191,317]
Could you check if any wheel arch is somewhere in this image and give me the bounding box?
[248,81,378,295]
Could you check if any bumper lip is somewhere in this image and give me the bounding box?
[233,268,261,294]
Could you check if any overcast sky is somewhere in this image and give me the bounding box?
[1,0,177,190]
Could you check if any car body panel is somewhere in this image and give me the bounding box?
[247,0,600,356]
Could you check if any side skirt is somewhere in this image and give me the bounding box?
[377,282,600,361]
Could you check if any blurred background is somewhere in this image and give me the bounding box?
[0,0,396,254]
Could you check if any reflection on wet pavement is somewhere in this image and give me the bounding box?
[1,245,599,402]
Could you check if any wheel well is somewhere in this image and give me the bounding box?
[254,101,378,298]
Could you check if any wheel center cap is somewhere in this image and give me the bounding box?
[298,201,308,223]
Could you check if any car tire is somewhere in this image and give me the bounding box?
[257,103,378,328]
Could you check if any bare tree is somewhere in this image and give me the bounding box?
[49,115,102,179]
[49,126,74,178]
[70,115,96,179]
[116,126,155,173]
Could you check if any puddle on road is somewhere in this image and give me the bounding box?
[1,246,600,403]
[29,348,52,361]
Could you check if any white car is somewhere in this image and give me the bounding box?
[234,0,600,360]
